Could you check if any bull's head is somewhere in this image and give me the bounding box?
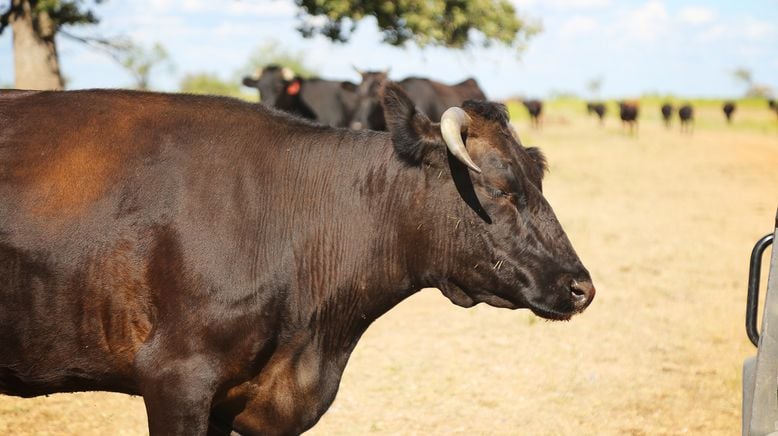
[382,83,595,320]
[349,69,390,130]
[242,65,295,107]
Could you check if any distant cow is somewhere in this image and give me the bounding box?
[660,103,673,128]
[523,99,543,129]
[348,69,487,130]
[619,101,639,135]
[770,99,778,118]
[0,86,594,435]
[722,101,736,123]
[242,65,358,128]
[678,104,694,133]
[586,102,606,125]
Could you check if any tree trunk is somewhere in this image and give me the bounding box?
[10,0,64,90]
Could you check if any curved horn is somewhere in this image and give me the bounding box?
[253,68,263,79]
[440,107,481,173]
[352,64,364,76]
[281,67,295,81]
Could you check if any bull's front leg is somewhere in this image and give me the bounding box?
[211,334,346,436]
[135,339,224,436]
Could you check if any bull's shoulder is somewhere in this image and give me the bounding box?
[454,78,479,87]
[452,78,487,100]
[398,77,433,88]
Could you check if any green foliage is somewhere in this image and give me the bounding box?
[294,0,539,50]
[179,72,257,102]
[36,0,104,27]
[586,77,603,97]
[119,41,173,90]
[242,40,317,79]
[730,67,773,98]
[1,0,105,34]
[732,68,753,86]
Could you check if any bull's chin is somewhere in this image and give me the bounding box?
[528,305,576,321]
[438,283,578,321]
[438,284,522,309]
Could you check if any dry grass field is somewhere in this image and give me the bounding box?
[1,101,777,435]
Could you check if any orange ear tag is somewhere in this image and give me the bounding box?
[286,81,301,96]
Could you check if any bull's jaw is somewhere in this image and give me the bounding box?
[439,283,477,308]
[528,305,576,321]
[525,293,591,321]
[438,282,522,309]
[438,282,584,320]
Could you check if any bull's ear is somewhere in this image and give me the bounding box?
[525,146,548,174]
[340,81,357,92]
[381,82,441,166]
[242,77,259,88]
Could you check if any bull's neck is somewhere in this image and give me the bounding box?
[303,134,453,355]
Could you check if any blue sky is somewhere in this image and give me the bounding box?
[1,0,776,99]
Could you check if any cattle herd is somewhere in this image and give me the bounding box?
[241,66,776,138]
[241,65,487,130]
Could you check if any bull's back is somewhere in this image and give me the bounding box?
[399,78,486,122]
[0,90,189,395]
[300,79,353,127]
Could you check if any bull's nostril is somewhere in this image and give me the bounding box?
[570,280,596,307]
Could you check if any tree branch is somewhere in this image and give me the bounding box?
[59,29,131,66]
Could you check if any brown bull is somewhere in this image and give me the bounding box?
[0,84,594,435]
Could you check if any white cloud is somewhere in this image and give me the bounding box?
[180,0,296,16]
[511,0,610,9]
[697,24,726,43]
[742,16,775,40]
[559,16,598,38]
[619,0,669,42]
[122,0,296,16]
[227,1,297,16]
[552,0,611,8]
[678,6,716,25]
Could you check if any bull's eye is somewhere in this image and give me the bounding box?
[487,187,510,198]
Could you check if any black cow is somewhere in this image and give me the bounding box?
[619,101,639,135]
[348,70,487,130]
[0,85,594,435]
[678,104,694,133]
[722,101,736,123]
[242,65,358,128]
[660,103,673,128]
[523,100,543,129]
[586,102,606,125]
[770,99,778,118]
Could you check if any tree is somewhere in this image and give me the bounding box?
[586,77,603,98]
[180,72,255,101]
[732,68,753,89]
[119,41,173,90]
[1,0,105,89]
[732,68,773,98]
[242,39,316,79]
[294,0,540,50]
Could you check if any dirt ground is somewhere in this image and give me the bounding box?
[1,103,777,435]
